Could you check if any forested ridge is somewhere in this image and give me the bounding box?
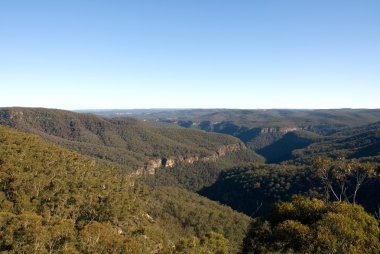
[0,108,263,171]
[93,109,380,163]
[0,107,380,253]
[292,122,380,163]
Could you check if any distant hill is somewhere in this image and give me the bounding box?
[193,121,380,217]
[293,122,380,163]
[1,108,379,252]
[80,108,380,162]
[81,108,380,132]
[0,107,263,171]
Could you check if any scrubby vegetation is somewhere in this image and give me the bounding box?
[242,196,380,254]
[198,159,380,217]
[256,130,320,163]
[145,186,251,253]
[0,126,251,253]
[143,149,263,192]
[293,122,380,164]
[199,164,317,216]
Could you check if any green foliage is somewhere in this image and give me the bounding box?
[312,157,376,203]
[0,212,77,254]
[200,164,317,216]
[0,107,245,170]
[176,231,230,254]
[293,122,380,164]
[144,186,251,253]
[91,109,380,133]
[242,196,380,254]
[94,108,380,162]
[257,131,319,163]
[143,150,263,192]
[2,108,380,253]
[199,159,379,217]
[0,125,250,253]
[0,125,174,252]
[0,126,137,223]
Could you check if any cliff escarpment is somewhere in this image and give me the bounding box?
[133,143,246,176]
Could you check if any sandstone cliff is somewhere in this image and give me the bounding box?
[131,143,245,176]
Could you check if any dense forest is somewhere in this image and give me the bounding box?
[0,125,252,253]
[1,107,380,253]
[292,122,380,163]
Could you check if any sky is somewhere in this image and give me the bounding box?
[0,0,379,110]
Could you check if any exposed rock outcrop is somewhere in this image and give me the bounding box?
[131,143,245,177]
[260,127,298,134]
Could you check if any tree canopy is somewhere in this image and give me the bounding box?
[242,195,380,254]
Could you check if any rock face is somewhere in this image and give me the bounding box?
[144,159,163,174]
[132,143,244,176]
[260,127,298,134]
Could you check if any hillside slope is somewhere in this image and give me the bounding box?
[256,130,321,163]
[293,122,380,163]
[199,162,380,217]
[85,108,380,162]
[0,125,168,252]
[0,125,252,253]
[80,109,380,131]
[0,107,263,171]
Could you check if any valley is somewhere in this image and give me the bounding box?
[81,108,380,163]
[0,107,379,253]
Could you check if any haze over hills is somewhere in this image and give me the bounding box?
[80,109,380,131]
[81,108,380,163]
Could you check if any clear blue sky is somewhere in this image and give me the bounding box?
[1,0,379,109]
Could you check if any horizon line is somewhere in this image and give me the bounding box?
[2,106,380,111]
